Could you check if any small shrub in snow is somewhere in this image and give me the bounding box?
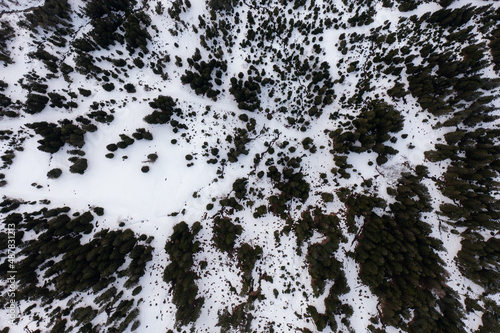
[69,158,88,174]
[78,88,92,97]
[93,207,104,216]
[106,143,118,152]
[124,83,136,93]
[147,153,158,162]
[103,82,115,91]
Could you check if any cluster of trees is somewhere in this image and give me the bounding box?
[19,72,76,115]
[208,183,263,299]
[87,109,115,124]
[164,222,204,326]
[47,168,62,179]
[0,130,17,169]
[396,8,500,331]
[123,12,152,54]
[395,0,429,12]
[208,0,238,11]
[212,216,242,253]
[149,52,170,79]
[107,134,135,153]
[330,100,403,174]
[232,178,248,199]
[274,167,310,203]
[426,128,500,313]
[74,52,102,77]
[18,0,74,50]
[237,243,262,294]
[482,7,500,70]
[217,302,253,332]
[343,169,465,332]
[0,22,14,64]
[0,205,152,331]
[265,157,310,211]
[67,0,150,78]
[293,209,340,247]
[19,71,51,114]
[26,120,86,154]
[217,177,249,212]
[283,206,352,331]
[427,4,477,27]
[181,48,226,100]
[404,7,497,125]
[307,234,342,296]
[44,227,150,296]
[69,157,88,174]
[265,161,310,220]
[458,233,499,295]
[83,0,150,54]
[132,128,153,141]
[226,128,251,163]
[144,95,183,127]
[219,196,243,212]
[229,75,261,112]
[222,3,336,129]
[347,3,376,27]
[25,93,49,114]
[22,0,72,32]
[166,0,191,21]
[0,80,14,117]
[307,273,352,332]
[301,61,335,122]
[359,9,499,310]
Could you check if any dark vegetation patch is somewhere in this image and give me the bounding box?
[343,169,465,332]
[26,120,86,154]
[0,203,152,331]
[163,221,204,326]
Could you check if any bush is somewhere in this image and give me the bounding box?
[124,83,136,93]
[26,121,86,153]
[147,153,158,162]
[232,178,248,199]
[237,243,262,283]
[47,168,62,179]
[321,193,334,202]
[93,207,104,216]
[132,128,153,140]
[209,0,238,11]
[69,158,88,174]
[106,143,118,151]
[103,83,115,91]
[253,205,267,218]
[78,88,92,97]
[133,58,144,68]
[132,286,142,296]
[25,93,49,114]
